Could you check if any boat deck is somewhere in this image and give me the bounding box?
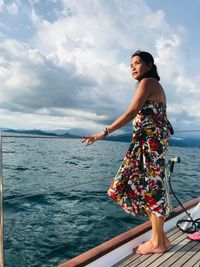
[112,227,200,267]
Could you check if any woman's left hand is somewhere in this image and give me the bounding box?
[82,131,105,146]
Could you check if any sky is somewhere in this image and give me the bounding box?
[0,0,200,135]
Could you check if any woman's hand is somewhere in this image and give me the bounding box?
[82,131,105,146]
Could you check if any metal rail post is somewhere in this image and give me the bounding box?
[0,132,4,267]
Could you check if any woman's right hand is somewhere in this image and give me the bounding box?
[82,131,105,146]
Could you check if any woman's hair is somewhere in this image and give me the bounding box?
[132,50,160,81]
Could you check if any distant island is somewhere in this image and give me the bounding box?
[1,129,79,139]
[1,128,200,147]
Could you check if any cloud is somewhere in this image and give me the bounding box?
[0,0,18,14]
[155,33,200,131]
[0,0,199,132]
[0,39,98,111]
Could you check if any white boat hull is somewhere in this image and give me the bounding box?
[58,197,200,267]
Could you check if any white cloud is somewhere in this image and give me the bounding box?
[0,0,199,132]
[0,0,4,12]
[0,107,106,130]
[0,0,18,14]
[155,33,200,129]
[7,2,18,14]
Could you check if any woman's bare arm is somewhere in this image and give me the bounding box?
[108,78,153,133]
[82,78,153,145]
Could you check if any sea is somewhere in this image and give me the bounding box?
[1,137,200,267]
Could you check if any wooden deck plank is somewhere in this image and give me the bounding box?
[193,260,200,267]
[57,197,200,267]
[111,253,140,267]
[135,231,189,267]
[177,242,200,266]
[112,227,180,267]
[159,240,199,267]
[113,227,200,267]
[114,228,188,267]
[165,226,182,238]
[135,232,190,267]
[112,225,200,267]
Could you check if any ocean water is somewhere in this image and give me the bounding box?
[2,137,200,267]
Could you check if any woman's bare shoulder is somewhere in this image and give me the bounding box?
[141,77,159,84]
[142,78,166,103]
[137,78,160,93]
[138,78,160,90]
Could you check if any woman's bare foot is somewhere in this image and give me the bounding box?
[164,234,171,249]
[136,240,166,255]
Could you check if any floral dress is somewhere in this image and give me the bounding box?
[107,101,174,218]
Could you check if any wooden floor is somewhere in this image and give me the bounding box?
[112,227,200,267]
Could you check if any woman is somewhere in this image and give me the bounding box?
[82,50,173,255]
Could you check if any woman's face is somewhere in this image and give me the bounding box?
[131,55,151,80]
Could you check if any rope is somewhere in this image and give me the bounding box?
[1,129,200,139]
[3,175,114,203]
[174,130,200,133]
[166,160,200,233]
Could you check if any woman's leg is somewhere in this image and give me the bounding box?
[145,210,171,249]
[136,211,170,254]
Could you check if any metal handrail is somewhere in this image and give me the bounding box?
[0,132,4,267]
[0,132,113,267]
[3,175,114,203]
[0,131,197,267]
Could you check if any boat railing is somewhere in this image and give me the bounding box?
[0,130,197,267]
[0,132,116,267]
[0,132,4,267]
